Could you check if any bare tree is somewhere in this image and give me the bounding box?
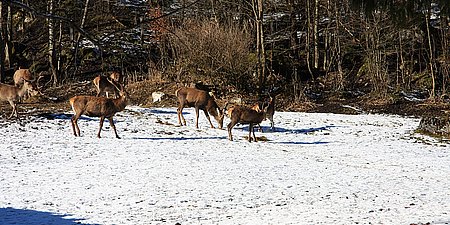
[73,0,90,78]
[425,6,436,99]
[48,0,58,86]
[252,0,266,94]
[313,0,319,69]
[0,1,5,83]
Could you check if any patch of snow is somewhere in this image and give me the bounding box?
[0,106,449,225]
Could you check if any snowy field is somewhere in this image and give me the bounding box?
[0,106,449,225]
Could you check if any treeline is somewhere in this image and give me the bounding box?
[0,0,448,102]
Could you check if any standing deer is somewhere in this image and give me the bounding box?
[175,87,224,129]
[70,86,130,139]
[251,94,276,131]
[93,72,121,98]
[13,69,34,86]
[0,81,38,118]
[226,103,269,142]
[13,68,40,100]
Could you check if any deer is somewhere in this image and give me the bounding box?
[175,87,224,129]
[226,102,270,142]
[92,72,121,98]
[251,94,276,131]
[13,68,40,100]
[69,84,130,139]
[0,80,38,119]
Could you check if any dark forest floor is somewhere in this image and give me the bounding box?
[0,79,449,120]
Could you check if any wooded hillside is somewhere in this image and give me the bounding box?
[0,0,448,110]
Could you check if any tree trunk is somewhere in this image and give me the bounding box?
[48,0,58,86]
[289,0,301,101]
[252,0,266,94]
[334,0,343,90]
[313,0,319,69]
[0,2,4,83]
[5,2,12,69]
[57,20,63,81]
[73,0,90,78]
[439,15,448,98]
[425,10,435,99]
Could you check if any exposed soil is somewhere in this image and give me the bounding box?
[1,79,449,120]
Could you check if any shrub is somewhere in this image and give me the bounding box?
[169,20,255,91]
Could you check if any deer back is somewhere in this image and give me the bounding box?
[71,91,129,117]
[93,75,121,94]
[176,87,209,107]
[229,105,266,124]
[13,69,34,86]
[0,82,32,101]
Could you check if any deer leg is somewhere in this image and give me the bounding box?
[194,107,200,128]
[8,101,17,119]
[177,105,186,126]
[252,123,258,142]
[227,120,237,141]
[256,123,263,133]
[203,109,215,128]
[248,123,254,142]
[71,113,81,136]
[71,117,78,136]
[97,117,105,138]
[108,116,120,139]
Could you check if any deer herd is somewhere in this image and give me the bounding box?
[1,68,278,142]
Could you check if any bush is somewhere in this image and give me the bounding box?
[169,20,255,91]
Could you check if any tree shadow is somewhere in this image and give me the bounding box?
[0,207,95,225]
[148,109,180,115]
[275,125,337,134]
[274,140,330,145]
[37,113,73,120]
[237,125,337,134]
[132,136,227,141]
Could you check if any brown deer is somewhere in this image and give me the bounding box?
[13,69,34,86]
[0,81,38,118]
[92,72,121,98]
[13,68,40,100]
[175,87,224,129]
[226,103,269,142]
[69,86,130,139]
[251,94,276,131]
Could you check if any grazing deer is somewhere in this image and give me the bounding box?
[69,86,130,139]
[0,81,38,118]
[251,94,276,131]
[175,87,224,129]
[226,103,269,142]
[93,72,121,98]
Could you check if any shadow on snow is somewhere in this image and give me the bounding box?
[148,109,180,115]
[0,207,96,225]
[132,136,227,141]
[236,125,336,134]
[274,125,336,134]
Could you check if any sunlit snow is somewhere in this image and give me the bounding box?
[1,106,449,225]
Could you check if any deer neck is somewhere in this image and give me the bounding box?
[18,84,29,97]
[113,96,128,111]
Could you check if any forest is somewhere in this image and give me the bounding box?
[0,0,448,112]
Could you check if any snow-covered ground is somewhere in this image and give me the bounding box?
[0,106,449,225]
